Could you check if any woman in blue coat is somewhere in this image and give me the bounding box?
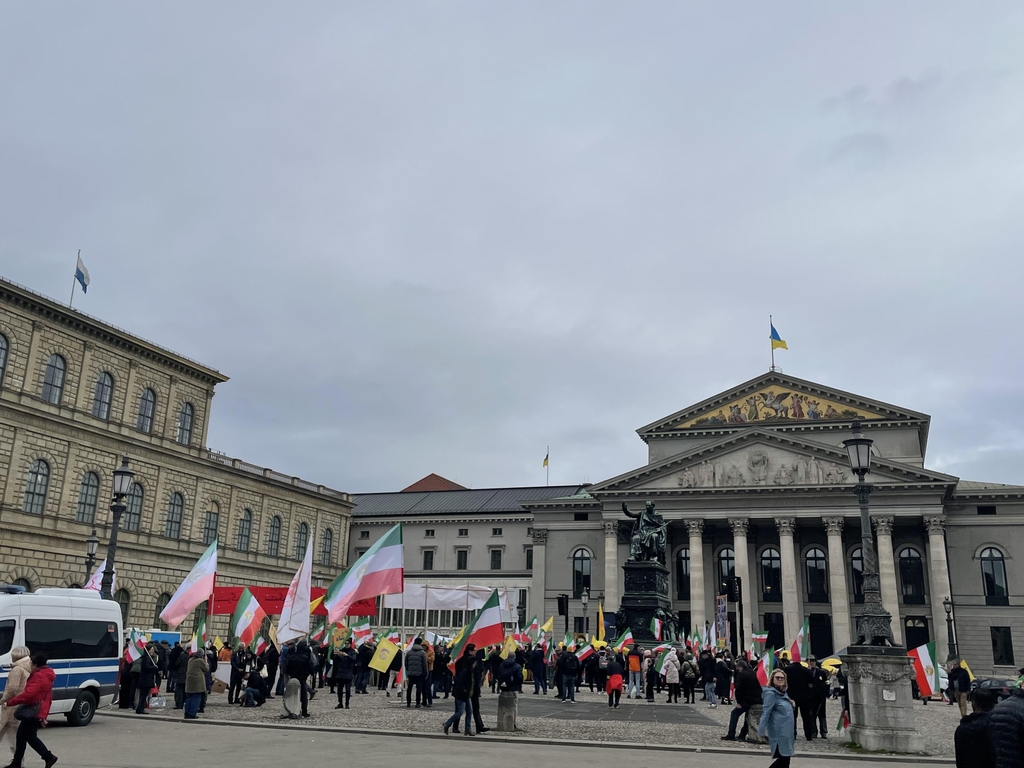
[758,668,796,767]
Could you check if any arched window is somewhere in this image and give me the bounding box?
[898,547,926,604]
[805,547,829,602]
[12,578,31,592]
[22,459,49,515]
[267,516,282,557]
[176,403,194,445]
[320,528,333,565]
[202,503,219,546]
[76,471,100,524]
[572,548,592,597]
[675,548,690,600]
[41,354,66,404]
[155,593,172,630]
[294,522,309,559]
[91,372,114,420]
[124,483,144,532]
[236,509,252,551]
[981,547,1009,606]
[850,547,864,604]
[114,589,131,626]
[165,492,184,539]
[717,547,735,594]
[136,388,156,433]
[760,547,782,602]
[0,334,8,386]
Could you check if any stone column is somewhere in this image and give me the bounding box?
[873,516,903,645]
[686,520,705,635]
[603,521,620,613]
[531,529,548,621]
[729,518,753,652]
[776,517,800,643]
[924,515,952,661]
[823,516,852,652]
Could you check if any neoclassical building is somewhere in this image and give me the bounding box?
[0,276,353,637]
[525,373,1024,676]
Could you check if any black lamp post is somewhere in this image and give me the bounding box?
[100,456,134,600]
[843,422,896,646]
[580,589,589,638]
[943,597,958,662]
[84,529,99,583]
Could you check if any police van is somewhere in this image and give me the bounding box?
[0,586,122,726]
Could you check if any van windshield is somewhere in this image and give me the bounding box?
[0,620,14,656]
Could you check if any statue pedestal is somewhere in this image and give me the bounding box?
[840,647,924,754]
[617,560,670,644]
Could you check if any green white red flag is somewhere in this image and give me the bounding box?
[650,617,663,641]
[352,621,372,647]
[576,643,595,662]
[525,615,539,642]
[251,635,267,655]
[159,540,218,629]
[324,524,404,624]
[756,647,775,686]
[614,628,634,653]
[654,648,674,675]
[790,618,809,663]
[124,629,147,662]
[448,589,505,667]
[909,641,939,697]
[190,615,207,654]
[230,587,268,646]
[395,636,416,686]
[836,709,851,733]
[752,632,768,643]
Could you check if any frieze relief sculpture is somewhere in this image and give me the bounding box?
[676,454,851,488]
[748,450,770,485]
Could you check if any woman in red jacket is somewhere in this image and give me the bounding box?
[4,651,57,768]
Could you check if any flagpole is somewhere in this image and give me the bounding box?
[546,445,549,487]
[69,249,82,308]
[769,315,775,372]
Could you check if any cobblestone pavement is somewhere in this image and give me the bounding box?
[130,685,959,757]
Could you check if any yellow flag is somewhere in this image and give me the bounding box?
[597,602,605,641]
[369,638,400,673]
[960,659,976,682]
[212,636,224,651]
[309,596,324,614]
[501,635,518,659]
[540,616,555,633]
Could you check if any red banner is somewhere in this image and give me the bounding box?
[210,587,377,618]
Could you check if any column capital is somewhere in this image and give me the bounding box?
[729,518,749,537]
[775,517,797,535]
[685,519,704,537]
[923,514,946,535]
[872,516,895,536]
[531,528,548,545]
[822,516,845,535]
[603,521,619,538]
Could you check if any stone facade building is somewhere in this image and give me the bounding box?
[524,373,1024,676]
[0,277,353,637]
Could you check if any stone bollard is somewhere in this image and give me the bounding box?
[497,691,517,732]
[745,704,766,743]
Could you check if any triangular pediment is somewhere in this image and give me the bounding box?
[590,430,955,493]
[638,373,929,435]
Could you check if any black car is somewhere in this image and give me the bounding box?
[971,678,1020,701]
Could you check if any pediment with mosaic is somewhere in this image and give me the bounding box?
[674,386,884,428]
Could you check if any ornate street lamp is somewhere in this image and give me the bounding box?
[100,456,134,600]
[943,597,958,662]
[580,588,589,637]
[843,422,896,646]
[84,529,99,583]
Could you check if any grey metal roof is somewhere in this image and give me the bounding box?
[351,484,586,518]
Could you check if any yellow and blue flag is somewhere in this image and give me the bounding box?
[770,322,788,350]
[542,450,549,468]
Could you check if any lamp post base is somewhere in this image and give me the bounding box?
[840,646,924,754]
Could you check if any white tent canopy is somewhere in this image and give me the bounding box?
[383,583,517,622]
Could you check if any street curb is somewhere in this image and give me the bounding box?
[95,709,953,763]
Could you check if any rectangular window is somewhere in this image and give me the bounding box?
[978,505,997,515]
[458,528,468,537]
[379,608,391,626]
[451,610,463,627]
[427,610,439,626]
[415,610,426,627]
[490,549,502,570]
[425,529,435,538]
[439,610,451,628]
[403,609,415,627]
[992,626,1015,666]
[492,527,502,536]
[573,616,590,634]
[526,548,533,570]
[573,512,589,521]
[456,550,468,570]
[422,550,434,570]
[359,530,369,539]
[356,548,367,558]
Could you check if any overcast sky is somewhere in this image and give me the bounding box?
[2,3,1023,492]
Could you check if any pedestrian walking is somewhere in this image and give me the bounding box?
[605,655,624,708]
[680,653,698,703]
[954,688,996,768]
[0,646,31,754]
[443,653,477,736]
[758,669,796,768]
[4,651,57,768]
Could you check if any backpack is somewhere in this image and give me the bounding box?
[682,660,696,679]
[599,653,610,670]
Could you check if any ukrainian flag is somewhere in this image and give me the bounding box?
[770,322,788,350]
[542,450,549,468]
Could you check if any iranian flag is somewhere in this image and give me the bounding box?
[395,636,416,686]
[525,615,539,641]
[752,632,768,644]
[576,643,595,662]
[756,647,775,686]
[614,628,634,653]
[691,630,702,653]
[790,618,809,663]
[324,524,404,624]
[650,617,663,641]
[190,615,208,654]
[251,635,268,655]
[652,643,672,654]
[352,621,372,647]
[909,641,940,697]
[563,633,576,652]
[310,620,326,642]
[448,589,505,665]
[124,629,147,662]
[159,541,218,629]
[230,588,267,646]
[654,648,675,675]
[836,709,851,733]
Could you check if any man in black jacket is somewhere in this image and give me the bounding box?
[356,642,374,694]
[785,657,817,740]
[229,644,247,704]
[954,688,996,768]
[285,641,314,717]
[988,687,1024,768]
[167,642,183,695]
[722,660,761,741]
[264,644,279,698]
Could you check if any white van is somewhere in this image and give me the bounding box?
[0,586,122,726]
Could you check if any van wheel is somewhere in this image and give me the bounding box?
[66,691,96,726]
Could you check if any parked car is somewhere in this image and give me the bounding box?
[971,677,1020,701]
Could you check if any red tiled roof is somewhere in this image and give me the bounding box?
[401,474,468,493]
